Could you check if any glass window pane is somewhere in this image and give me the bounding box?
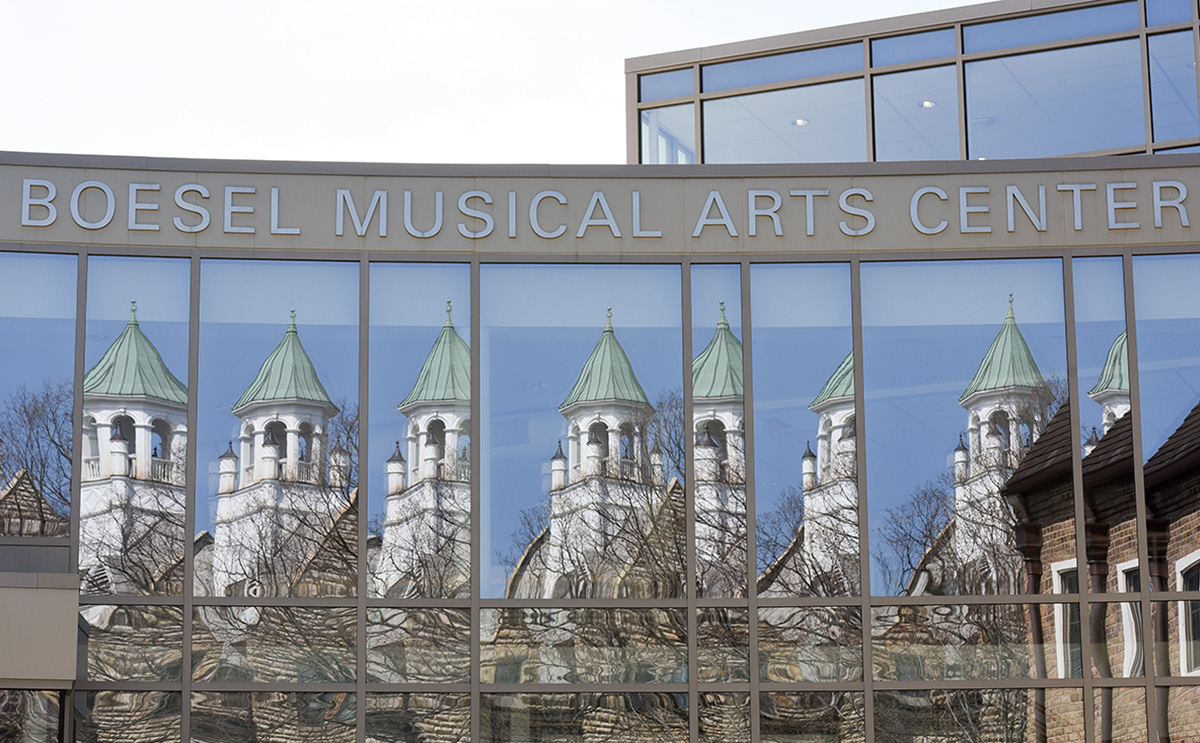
[1096,687,1146,741]
[698,608,748,682]
[699,693,748,743]
[966,40,1145,159]
[702,43,862,93]
[76,691,179,743]
[692,266,745,597]
[191,691,355,742]
[641,104,696,164]
[368,263,470,600]
[1072,258,1140,600]
[196,260,358,598]
[872,28,957,67]
[873,604,1033,679]
[640,69,693,102]
[704,80,867,163]
[480,265,682,599]
[861,260,1068,596]
[1151,31,1200,142]
[482,694,688,742]
[192,606,355,683]
[873,65,960,161]
[964,2,1138,53]
[0,252,75,539]
[1147,0,1194,25]
[751,264,858,598]
[368,608,469,684]
[481,608,686,683]
[874,688,1082,740]
[0,690,61,743]
[81,605,183,681]
[367,694,469,743]
[759,607,862,682]
[82,257,189,595]
[761,692,865,740]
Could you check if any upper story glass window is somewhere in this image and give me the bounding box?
[1147,0,1194,26]
[703,79,867,163]
[873,65,960,161]
[702,43,862,93]
[871,28,956,67]
[640,68,694,102]
[963,2,1139,54]
[965,39,1144,159]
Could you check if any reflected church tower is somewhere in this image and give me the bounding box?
[1088,330,1130,436]
[79,301,188,593]
[375,301,471,598]
[209,311,347,597]
[543,309,655,598]
[692,302,747,595]
[801,351,859,586]
[954,296,1049,568]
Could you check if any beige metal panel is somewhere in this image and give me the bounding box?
[0,579,78,686]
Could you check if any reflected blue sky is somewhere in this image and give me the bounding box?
[480,265,682,598]
[861,259,1066,594]
[0,252,76,392]
[195,260,358,535]
[1133,255,1200,462]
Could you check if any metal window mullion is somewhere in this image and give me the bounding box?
[65,248,87,743]
[864,39,876,163]
[1121,249,1159,743]
[695,65,705,164]
[470,258,482,743]
[741,259,761,741]
[957,23,969,160]
[357,256,369,743]
[1063,256,1097,740]
[850,258,874,742]
[181,252,201,743]
[681,259,699,741]
[1142,23,1156,151]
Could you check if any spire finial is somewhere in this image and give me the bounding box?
[128,300,139,325]
[1007,294,1014,315]
[444,299,454,327]
[717,301,729,327]
[604,307,613,331]
[287,309,297,331]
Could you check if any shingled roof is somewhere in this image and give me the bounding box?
[233,311,334,412]
[398,301,471,410]
[83,302,187,405]
[692,302,743,400]
[960,296,1046,404]
[560,309,651,411]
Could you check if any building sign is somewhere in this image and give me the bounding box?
[2,157,1197,252]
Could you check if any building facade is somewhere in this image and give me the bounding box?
[2,2,1200,743]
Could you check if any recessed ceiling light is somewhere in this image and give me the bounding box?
[793,118,809,126]
[920,100,937,109]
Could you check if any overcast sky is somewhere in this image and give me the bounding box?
[3,0,989,164]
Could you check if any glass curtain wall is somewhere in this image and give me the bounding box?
[0,251,1181,741]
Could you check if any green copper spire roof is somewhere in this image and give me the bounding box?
[560,309,651,411]
[83,301,188,405]
[810,352,854,410]
[1088,330,1129,397]
[233,311,333,411]
[959,296,1047,403]
[693,302,743,400]
[398,301,471,408]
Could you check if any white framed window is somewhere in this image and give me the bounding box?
[1051,559,1083,679]
[1176,548,1200,675]
[1115,558,1145,677]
